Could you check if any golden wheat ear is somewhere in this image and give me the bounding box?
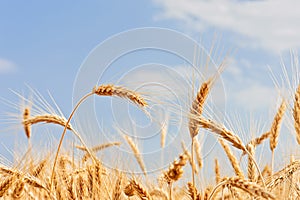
[219,139,244,179]
[269,99,287,174]
[293,85,300,144]
[122,134,147,176]
[92,84,148,107]
[209,177,276,200]
[76,142,121,162]
[22,108,31,138]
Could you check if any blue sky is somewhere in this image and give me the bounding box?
[0,1,299,172]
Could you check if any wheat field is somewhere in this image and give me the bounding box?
[0,55,300,200]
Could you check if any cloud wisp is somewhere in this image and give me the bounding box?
[154,0,300,52]
[0,58,17,74]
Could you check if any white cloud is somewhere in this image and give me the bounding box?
[0,58,16,73]
[153,0,300,52]
[231,84,276,111]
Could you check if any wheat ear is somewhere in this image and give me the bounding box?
[247,143,256,181]
[112,173,123,200]
[196,116,246,152]
[0,176,13,197]
[293,85,300,144]
[163,153,188,184]
[194,138,203,170]
[92,84,147,107]
[76,142,121,162]
[150,189,168,200]
[209,177,275,200]
[187,182,200,200]
[189,78,213,138]
[23,108,31,138]
[269,100,286,174]
[266,160,300,190]
[125,179,152,200]
[123,135,146,176]
[214,159,220,184]
[219,139,244,179]
[250,131,270,147]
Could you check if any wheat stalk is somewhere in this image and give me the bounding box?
[181,141,198,174]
